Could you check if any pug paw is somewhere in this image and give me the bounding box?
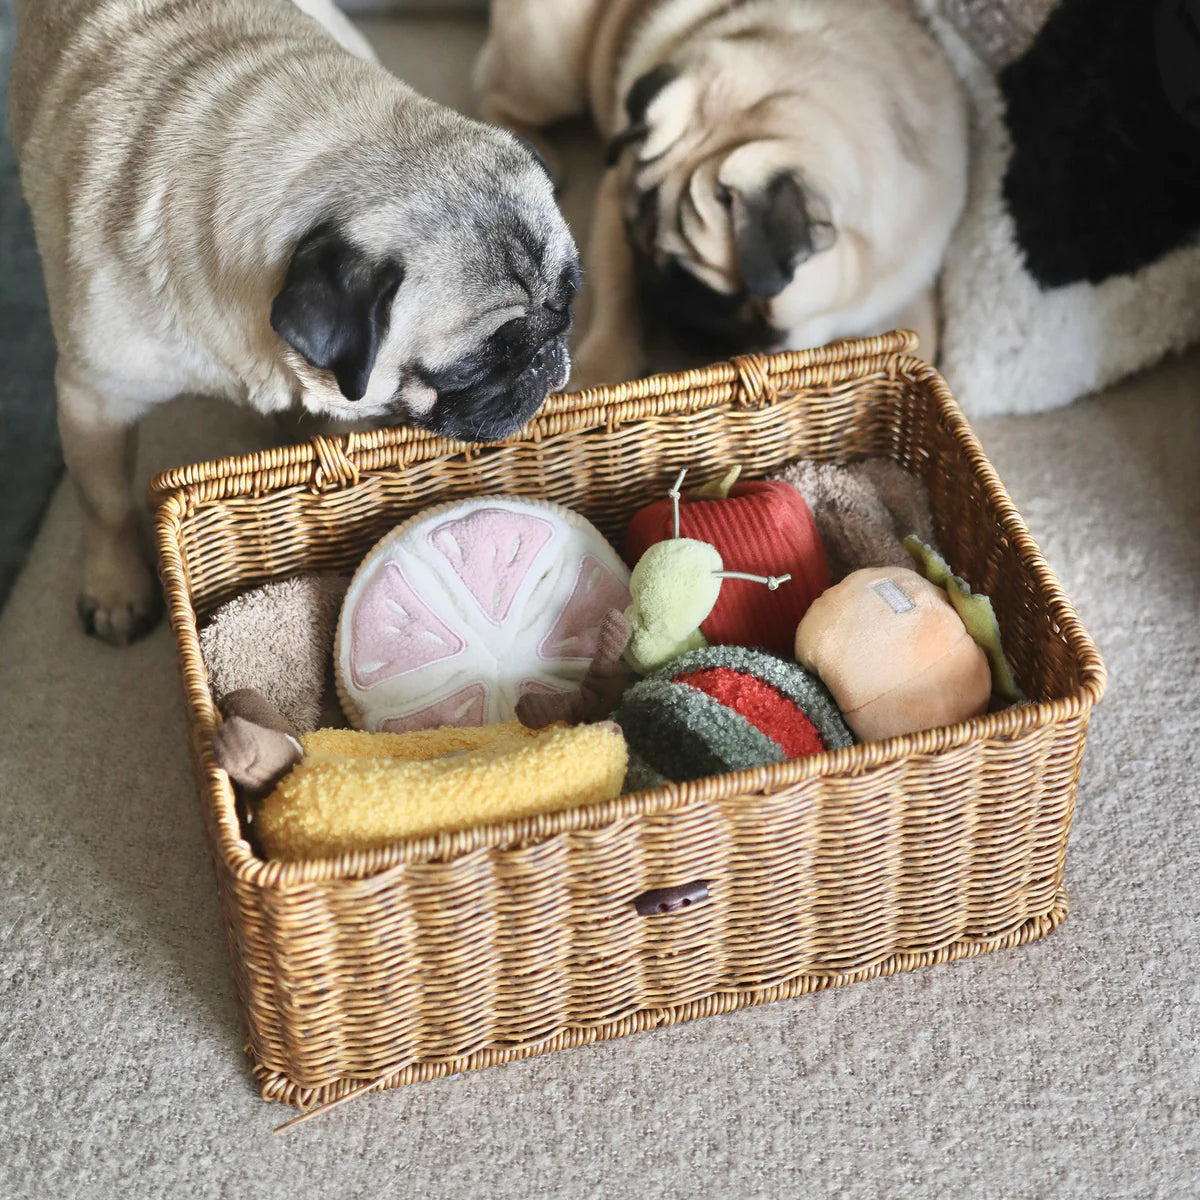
[77,539,162,645]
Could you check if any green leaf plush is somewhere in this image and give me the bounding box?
[904,537,1024,703]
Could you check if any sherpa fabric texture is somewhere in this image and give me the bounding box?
[198,574,348,733]
[918,0,1200,416]
[770,457,937,583]
[253,720,628,859]
[795,566,992,743]
[623,480,829,658]
[335,496,631,733]
[614,645,853,789]
[942,0,1057,69]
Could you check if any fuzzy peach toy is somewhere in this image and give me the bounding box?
[794,566,992,742]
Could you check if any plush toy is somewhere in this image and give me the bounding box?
[200,574,348,733]
[624,466,829,659]
[613,645,854,791]
[794,566,993,742]
[253,720,628,860]
[516,609,634,728]
[904,537,1024,703]
[622,469,803,673]
[211,689,305,794]
[335,497,631,733]
[770,457,938,583]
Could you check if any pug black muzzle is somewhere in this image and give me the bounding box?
[414,283,576,441]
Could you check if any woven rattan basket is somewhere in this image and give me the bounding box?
[152,332,1106,1113]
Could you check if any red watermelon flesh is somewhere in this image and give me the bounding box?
[674,666,827,759]
[624,480,829,657]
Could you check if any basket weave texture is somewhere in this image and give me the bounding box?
[151,333,1106,1111]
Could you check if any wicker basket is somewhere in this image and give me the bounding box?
[151,332,1106,1112]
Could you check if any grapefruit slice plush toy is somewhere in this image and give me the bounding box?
[336,497,631,733]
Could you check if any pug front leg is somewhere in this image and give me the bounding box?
[474,0,597,183]
[57,366,161,645]
[571,169,645,390]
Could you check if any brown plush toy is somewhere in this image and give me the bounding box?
[516,609,634,729]
[211,689,304,795]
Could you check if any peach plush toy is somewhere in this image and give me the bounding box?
[794,566,992,742]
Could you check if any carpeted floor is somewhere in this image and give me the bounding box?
[2,15,1199,1200]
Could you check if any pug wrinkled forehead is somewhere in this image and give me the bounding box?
[606,53,837,353]
[272,118,580,441]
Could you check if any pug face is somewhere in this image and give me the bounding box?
[606,59,837,354]
[271,122,580,440]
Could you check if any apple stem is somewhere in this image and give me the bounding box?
[667,468,688,540]
[713,570,793,591]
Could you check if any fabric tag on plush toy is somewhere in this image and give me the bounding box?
[904,536,1024,702]
[871,578,917,614]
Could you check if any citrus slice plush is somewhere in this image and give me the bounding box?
[335,497,631,732]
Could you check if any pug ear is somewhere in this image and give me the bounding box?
[729,173,837,298]
[270,222,404,401]
[605,63,680,165]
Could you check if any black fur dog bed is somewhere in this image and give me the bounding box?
[918,0,1200,415]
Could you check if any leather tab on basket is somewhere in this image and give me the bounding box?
[634,880,710,916]
[310,434,360,493]
[731,354,775,410]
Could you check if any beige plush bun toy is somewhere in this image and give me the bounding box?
[794,566,993,742]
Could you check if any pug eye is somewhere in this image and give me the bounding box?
[492,317,525,347]
[715,185,732,208]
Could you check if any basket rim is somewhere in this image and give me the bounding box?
[148,331,921,503]
[153,333,1107,892]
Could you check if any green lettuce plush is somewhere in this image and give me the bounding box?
[904,536,1024,703]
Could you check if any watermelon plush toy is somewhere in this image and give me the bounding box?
[613,645,853,789]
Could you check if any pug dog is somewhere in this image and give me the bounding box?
[475,0,967,387]
[9,0,580,644]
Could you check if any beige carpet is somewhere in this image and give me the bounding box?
[3,16,1199,1200]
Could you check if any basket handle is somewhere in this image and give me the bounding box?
[633,880,710,916]
[309,433,360,492]
[730,354,776,410]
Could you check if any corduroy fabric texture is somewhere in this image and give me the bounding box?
[623,481,829,658]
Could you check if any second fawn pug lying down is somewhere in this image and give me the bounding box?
[475,0,968,387]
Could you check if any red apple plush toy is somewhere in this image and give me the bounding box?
[624,467,829,658]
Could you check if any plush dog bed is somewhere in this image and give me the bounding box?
[918,0,1200,415]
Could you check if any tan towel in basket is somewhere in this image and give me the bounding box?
[199,574,349,733]
[253,721,628,860]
